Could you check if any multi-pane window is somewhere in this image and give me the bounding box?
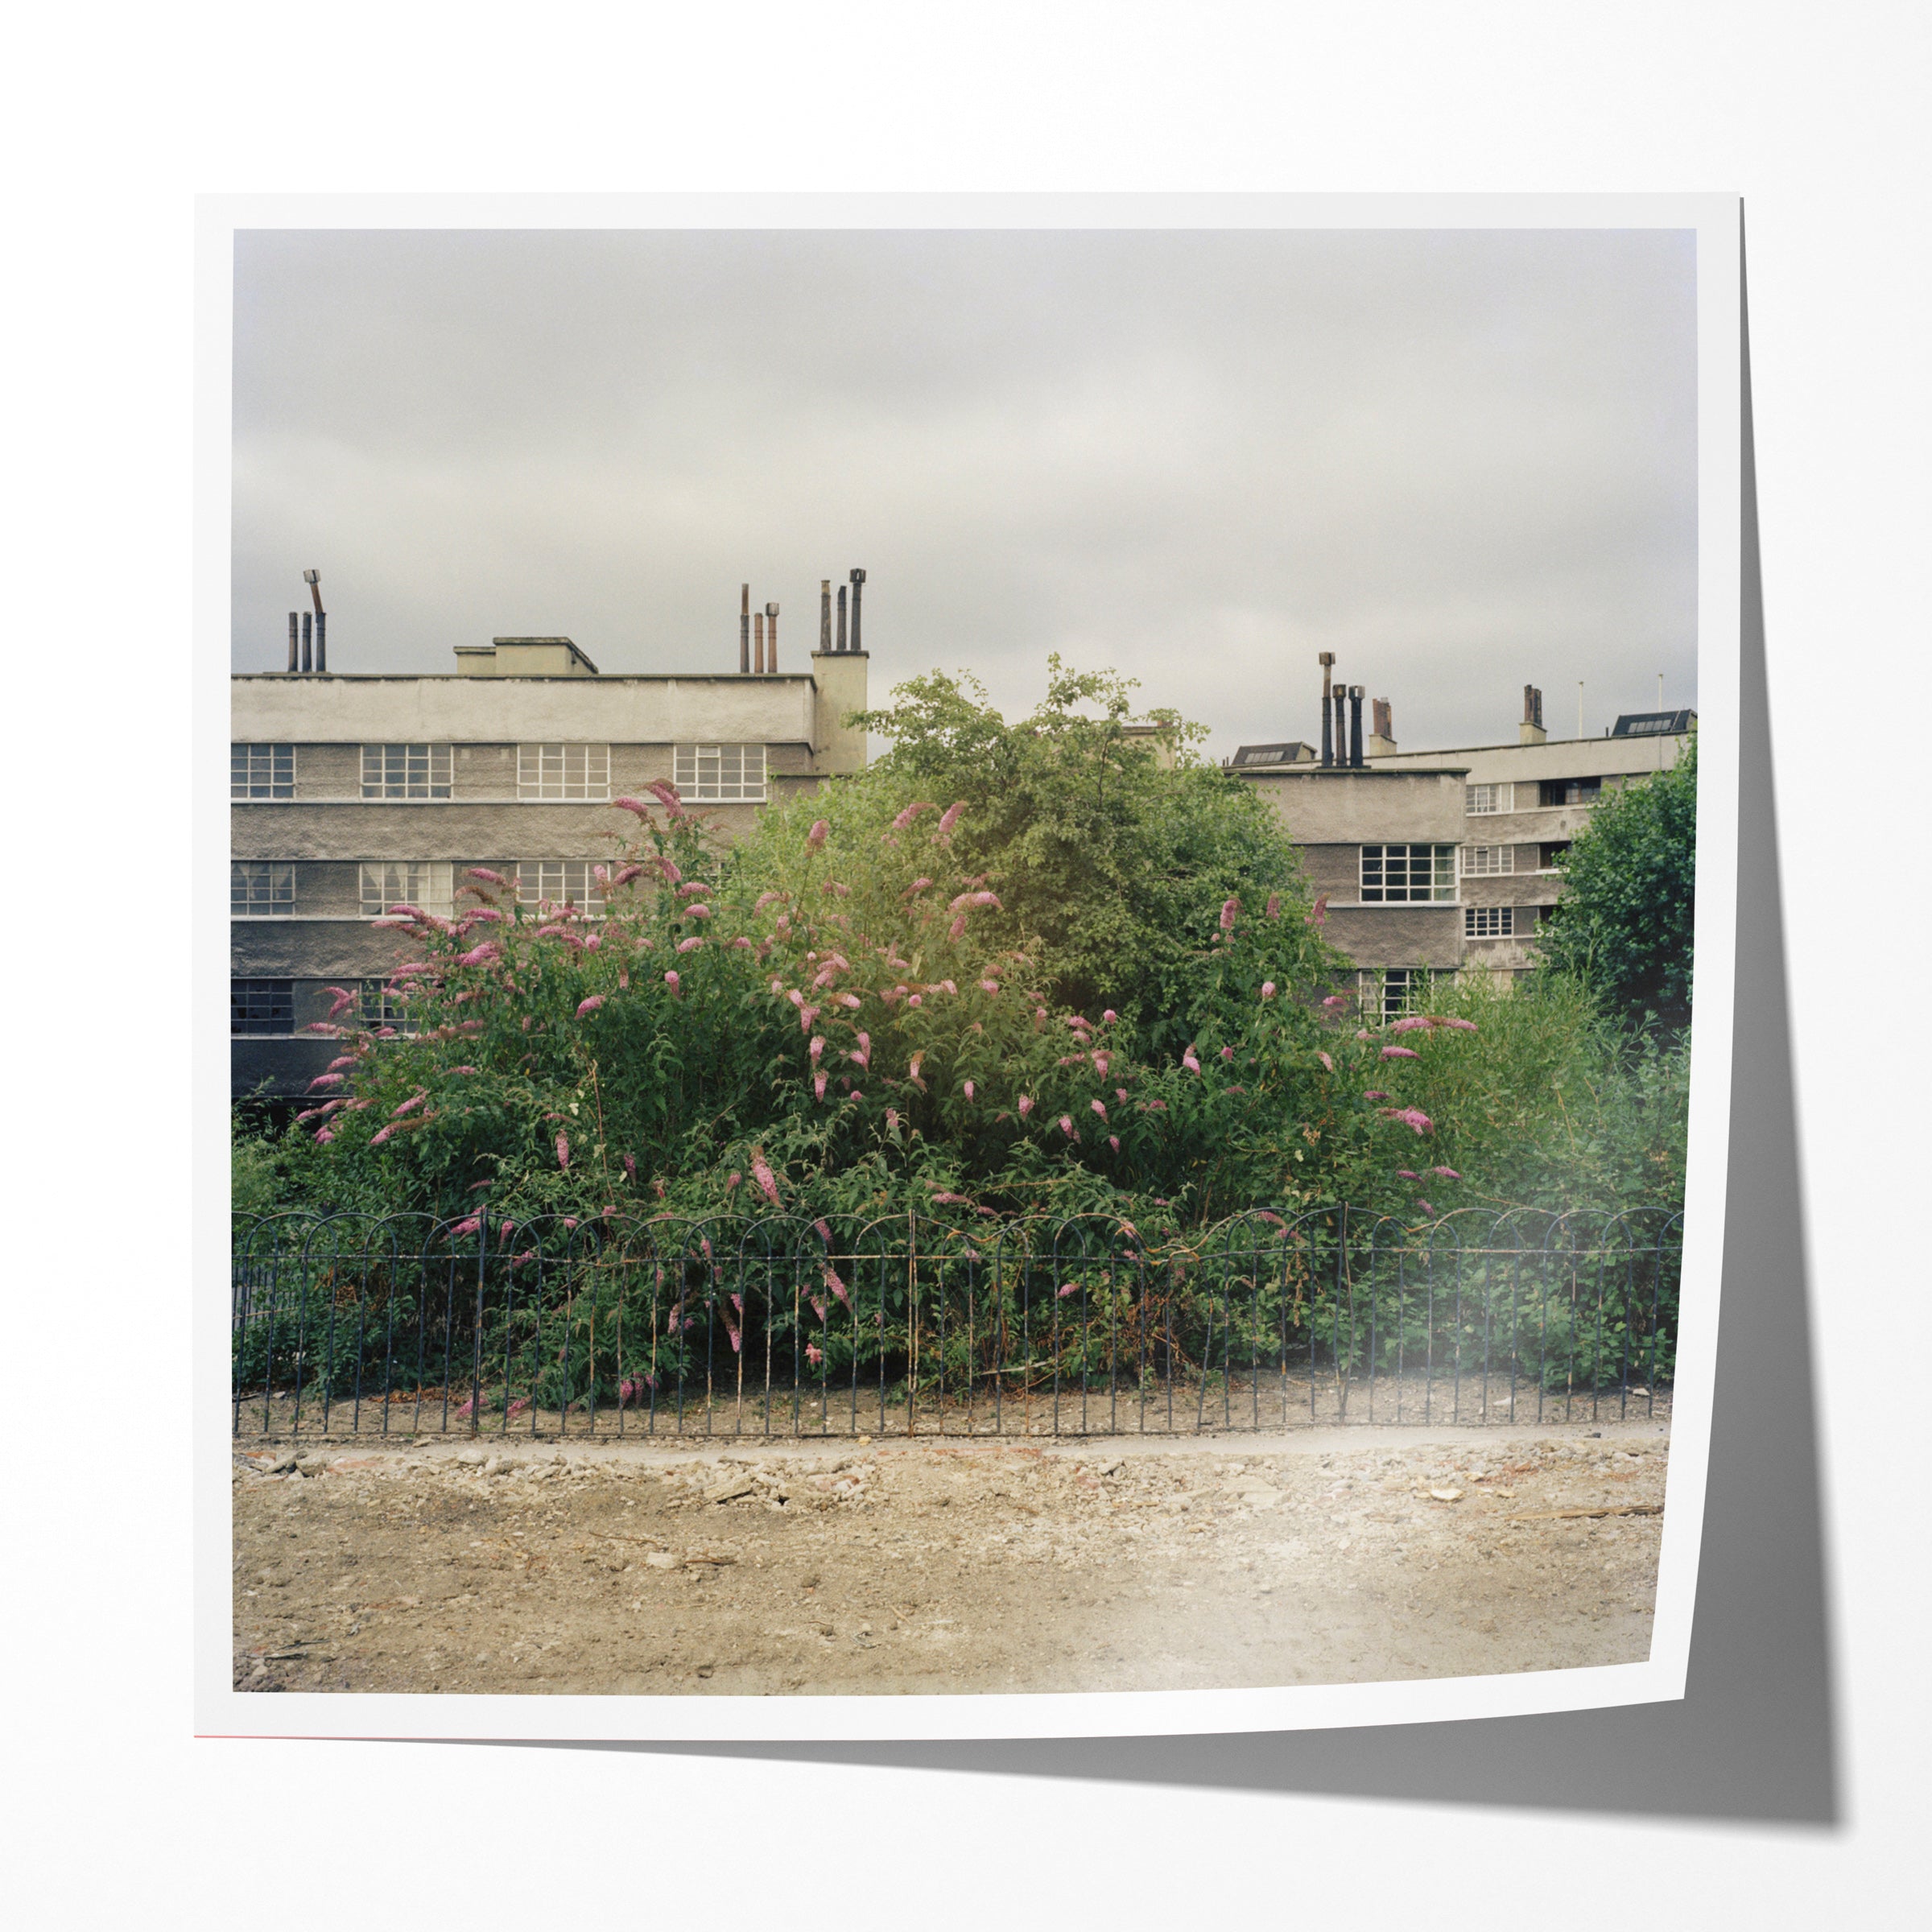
[361,743,452,799]
[231,978,294,1035]
[1465,782,1509,815]
[1464,905,1516,939]
[230,861,295,916]
[1461,844,1514,877]
[359,861,454,919]
[673,743,766,803]
[1360,967,1429,1023]
[1538,841,1572,873]
[516,861,604,913]
[359,980,420,1035]
[518,742,610,800]
[1538,775,1602,808]
[1360,844,1457,902]
[231,743,295,799]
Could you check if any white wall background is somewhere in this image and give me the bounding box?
[11,4,1926,1922]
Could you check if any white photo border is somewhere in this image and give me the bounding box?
[196,191,1740,1743]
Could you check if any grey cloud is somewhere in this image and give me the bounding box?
[232,225,1697,753]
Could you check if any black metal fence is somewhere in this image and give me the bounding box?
[231,1207,1681,1441]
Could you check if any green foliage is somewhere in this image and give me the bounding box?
[1538,733,1697,1029]
[846,659,1331,1045]
[243,663,1690,1250]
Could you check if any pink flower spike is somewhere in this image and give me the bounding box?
[1108,1135,1121,1153]
[948,915,967,941]
[891,801,936,830]
[1415,1199,1435,1216]
[886,1108,901,1132]
[1102,1009,1117,1025]
[751,1154,782,1208]
[1381,1045,1421,1060]
[555,1132,570,1169]
[1221,1045,1235,1062]
[1363,1089,1389,1100]
[613,796,652,819]
[1058,1282,1079,1299]
[809,1034,825,1062]
[314,1128,335,1145]
[935,802,968,834]
[806,1344,824,1366]
[677,936,705,954]
[1388,1015,1433,1034]
[1265,893,1282,919]
[1220,896,1240,932]
[1091,1099,1107,1120]
[964,1080,976,1101]
[622,1153,638,1180]
[1438,1017,1479,1032]
[664,971,680,993]
[1018,1095,1034,1117]
[1261,981,1277,1000]
[576,995,605,1018]
[813,1071,828,1100]
[1317,1051,1333,1073]
[1323,996,1349,1009]
[1397,1170,1421,1181]
[1059,1114,1075,1138]
[1182,1050,1202,1075]
[1431,1166,1462,1179]
[368,1124,397,1146]
[1117,1088,1128,1101]
[806,819,829,848]
[979,978,1001,995]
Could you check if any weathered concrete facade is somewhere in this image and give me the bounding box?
[233,641,869,1100]
[1230,766,1470,1004]
[1368,712,1694,976]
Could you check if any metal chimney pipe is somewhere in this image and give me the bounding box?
[1331,690,1347,767]
[287,612,299,673]
[820,580,832,654]
[753,610,766,675]
[848,568,866,654]
[300,610,312,674]
[1318,651,1335,766]
[1348,686,1365,768]
[836,584,848,652]
[314,610,327,674]
[740,584,750,674]
[766,601,779,674]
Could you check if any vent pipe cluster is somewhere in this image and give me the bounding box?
[286,570,326,673]
[737,568,867,671]
[1315,653,1368,767]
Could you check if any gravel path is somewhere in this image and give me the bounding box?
[232,1422,1670,1696]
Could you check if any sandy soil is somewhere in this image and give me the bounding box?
[232,1422,1670,1696]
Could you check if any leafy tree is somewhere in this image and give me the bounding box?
[1538,733,1697,1030]
[846,658,1334,1046]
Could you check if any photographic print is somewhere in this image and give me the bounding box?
[203,197,1739,1740]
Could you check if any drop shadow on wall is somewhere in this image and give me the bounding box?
[482,218,1841,1827]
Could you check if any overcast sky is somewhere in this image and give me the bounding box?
[232,225,1698,758]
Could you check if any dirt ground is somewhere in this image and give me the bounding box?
[232,1422,1670,1696]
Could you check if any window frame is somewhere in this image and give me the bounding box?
[672,742,768,803]
[359,979,421,1036]
[1360,843,1459,904]
[360,743,453,800]
[1538,775,1604,809]
[1463,904,1516,939]
[517,742,612,802]
[230,860,296,918]
[1464,782,1508,815]
[515,860,605,914]
[231,742,295,800]
[1360,966,1430,1024]
[1461,843,1515,877]
[230,977,295,1036]
[358,861,455,919]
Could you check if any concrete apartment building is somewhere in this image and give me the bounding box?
[232,577,872,1101]
[1366,686,1695,979]
[1228,667,1695,1010]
